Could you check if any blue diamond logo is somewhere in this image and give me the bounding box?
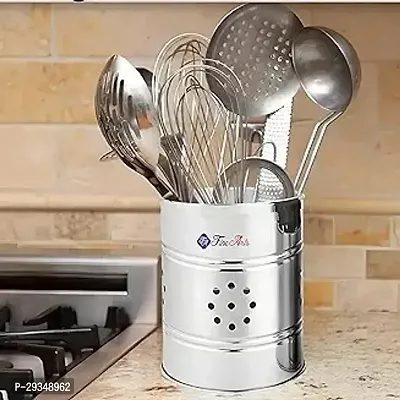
[197,233,211,249]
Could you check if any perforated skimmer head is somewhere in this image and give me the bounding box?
[206,3,304,117]
[213,156,295,204]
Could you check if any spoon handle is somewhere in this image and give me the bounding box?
[113,151,179,201]
[145,172,180,201]
[294,110,343,194]
[132,162,179,201]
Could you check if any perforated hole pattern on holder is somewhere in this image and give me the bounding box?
[208,282,256,332]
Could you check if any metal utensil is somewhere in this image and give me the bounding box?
[292,26,361,194]
[205,3,303,118]
[97,118,178,200]
[214,156,295,204]
[96,105,176,199]
[256,102,294,201]
[99,149,118,162]
[153,33,210,202]
[244,124,277,160]
[99,67,154,163]
[106,56,161,168]
[205,3,302,200]
[98,60,188,201]
[261,104,294,166]
[95,55,178,199]
[152,33,209,104]
[137,67,153,91]
[157,61,247,204]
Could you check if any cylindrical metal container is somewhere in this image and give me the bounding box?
[160,196,305,392]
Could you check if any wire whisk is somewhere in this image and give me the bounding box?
[153,33,210,201]
[153,33,210,104]
[157,61,248,204]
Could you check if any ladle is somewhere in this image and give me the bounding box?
[292,26,361,194]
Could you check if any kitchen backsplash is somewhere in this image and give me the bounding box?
[1,3,400,312]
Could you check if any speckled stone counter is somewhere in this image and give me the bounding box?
[74,311,400,400]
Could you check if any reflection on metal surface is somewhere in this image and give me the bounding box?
[161,197,305,391]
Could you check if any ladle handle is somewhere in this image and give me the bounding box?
[294,110,344,194]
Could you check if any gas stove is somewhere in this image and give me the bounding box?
[0,247,160,400]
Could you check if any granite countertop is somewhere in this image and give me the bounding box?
[74,310,400,400]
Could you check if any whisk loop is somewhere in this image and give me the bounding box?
[157,61,248,204]
[153,33,210,105]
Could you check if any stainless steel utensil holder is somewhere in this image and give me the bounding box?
[160,196,305,392]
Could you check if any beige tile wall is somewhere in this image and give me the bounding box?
[1,3,400,311]
[304,215,400,312]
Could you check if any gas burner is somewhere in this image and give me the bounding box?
[23,305,77,329]
[0,246,159,399]
[0,304,131,399]
[0,369,33,400]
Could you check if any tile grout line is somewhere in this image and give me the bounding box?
[49,3,56,57]
[389,215,395,248]
[332,279,340,311]
[0,56,157,62]
[0,123,98,127]
[362,247,367,280]
[331,214,336,246]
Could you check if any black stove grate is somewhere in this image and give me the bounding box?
[0,304,130,400]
